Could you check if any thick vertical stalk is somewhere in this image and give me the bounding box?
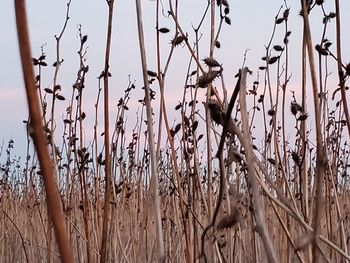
[206,0,216,223]
[300,1,326,262]
[334,2,349,258]
[334,0,350,135]
[239,68,278,263]
[134,0,165,262]
[14,1,73,262]
[100,0,115,261]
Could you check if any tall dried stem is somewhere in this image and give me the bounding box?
[238,68,278,263]
[14,0,73,262]
[135,0,165,261]
[300,1,326,261]
[100,0,115,261]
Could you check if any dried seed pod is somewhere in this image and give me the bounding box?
[171,35,187,46]
[290,104,298,115]
[267,109,275,116]
[291,102,303,115]
[207,101,225,125]
[315,44,328,56]
[291,151,300,165]
[298,113,308,121]
[203,57,221,68]
[197,70,221,88]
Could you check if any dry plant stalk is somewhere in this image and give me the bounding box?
[300,1,326,261]
[100,0,115,262]
[238,68,278,262]
[14,0,73,262]
[135,0,165,262]
[6,0,350,262]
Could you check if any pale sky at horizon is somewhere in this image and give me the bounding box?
[1,0,350,159]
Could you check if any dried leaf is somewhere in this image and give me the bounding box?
[192,121,198,131]
[64,119,73,124]
[56,94,65,101]
[276,17,284,24]
[189,100,198,107]
[329,12,336,18]
[267,158,276,166]
[268,56,279,65]
[283,9,290,19]
[224,7,230,15]
[158,27,170,33]
[184,116,190,127]
[189,70,197,76]
[32,58,39,65]
[174,123,181,133]
[147,70,157,77]
[175,103,182,110]
[273,45,284,52]
[44,88,53,94]
[81,35,88,45]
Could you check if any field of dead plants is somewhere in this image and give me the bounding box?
[2,0,350,262]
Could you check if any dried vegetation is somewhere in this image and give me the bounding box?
[2,0,350,262]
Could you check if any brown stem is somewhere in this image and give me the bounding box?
[334,0,350,136]
[300,1,326,261]
[238,68,278,263]
[14,1,73,262]
[135,0,165,261]
[100,0,115,261]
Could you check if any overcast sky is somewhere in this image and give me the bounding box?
[1,0,349,158]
